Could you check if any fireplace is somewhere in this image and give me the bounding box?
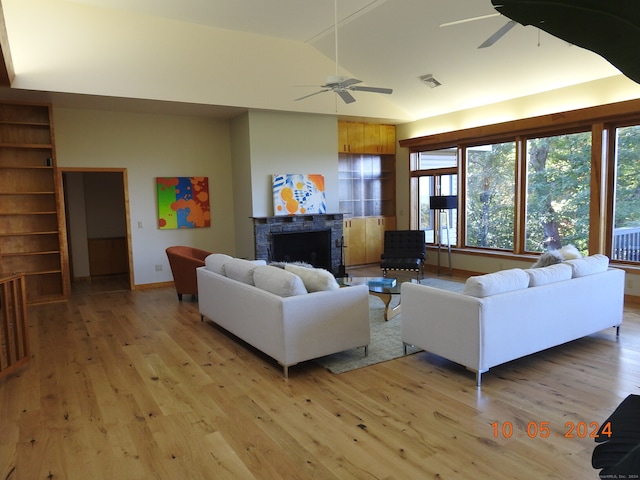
[271,230,331,270]
[252,214,344,274]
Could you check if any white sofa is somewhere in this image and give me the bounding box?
[197,254,370,377]
[401,255,625,386]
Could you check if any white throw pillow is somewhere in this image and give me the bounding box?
[565,254,609,278]
[558,244,582,260]
[525,263,572,287]
[284,264,339,292]
[463,268,529,298]
[204,253,232,275]
[223,258,260,285]
[253,265,308,297]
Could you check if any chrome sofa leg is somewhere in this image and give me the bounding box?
[364,345,369,357]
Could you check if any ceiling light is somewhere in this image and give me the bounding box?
[419,74,442,88]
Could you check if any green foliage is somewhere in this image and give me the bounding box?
[525,133,591,253]
[466,142,516,249]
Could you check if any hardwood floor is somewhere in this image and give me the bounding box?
[1,266,638,479]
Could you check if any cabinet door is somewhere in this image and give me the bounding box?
[338,121,350,153]
[347,122,364,152]
[365,216,386,264]
[380,125,396,154]
[344,218,366,266]
[362,123,380,153]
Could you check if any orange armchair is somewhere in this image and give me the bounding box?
[166,246,212,301]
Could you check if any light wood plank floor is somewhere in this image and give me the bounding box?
[1,267,638,479]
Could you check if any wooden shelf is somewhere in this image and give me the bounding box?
[0,102,68,304]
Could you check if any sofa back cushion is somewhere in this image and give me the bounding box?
[253,265,308,297]
[204,253,232,275]
[525,263,572,287]
[224,258,262,285]
[284,264,339,292]
[565,254,609,278]
[463,268,529,298]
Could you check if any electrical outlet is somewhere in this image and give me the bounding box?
[155,264,163,272]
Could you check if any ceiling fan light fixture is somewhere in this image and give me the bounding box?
[419,74,442,88]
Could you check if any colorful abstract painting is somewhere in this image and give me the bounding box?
[156,177,210,229]
[272,174,326,216]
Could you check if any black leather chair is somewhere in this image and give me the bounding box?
[380,230,426,280]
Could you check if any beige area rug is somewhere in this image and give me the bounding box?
[314,277,465,374]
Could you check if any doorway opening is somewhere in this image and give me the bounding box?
[61,168,133,295]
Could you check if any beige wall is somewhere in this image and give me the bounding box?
[53,107,236,286]
[232,110,339,259]
[52,106,340,284]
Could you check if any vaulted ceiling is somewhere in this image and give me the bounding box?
[0,0,626,123]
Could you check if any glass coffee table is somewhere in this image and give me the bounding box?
[338,276,403,321]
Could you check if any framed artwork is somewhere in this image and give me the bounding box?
[156,177,210,229]
[272,174,326,215]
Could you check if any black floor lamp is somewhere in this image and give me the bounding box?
[429,195,457,275]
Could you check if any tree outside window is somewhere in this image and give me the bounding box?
[465,142,515,250]
[525,132,591,253]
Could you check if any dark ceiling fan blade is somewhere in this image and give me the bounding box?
[491,0,640,84]
[478,19,517,48]
[337,78,362,88]
[349,86,393,94]
[336,90,356,104]
[294,89,330,101]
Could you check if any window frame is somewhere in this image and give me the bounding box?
[401,98,640,266]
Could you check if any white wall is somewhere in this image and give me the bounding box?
[231,110,338,259]
[53,107,237,286]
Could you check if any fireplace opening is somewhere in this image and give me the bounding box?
[271,230,332,271]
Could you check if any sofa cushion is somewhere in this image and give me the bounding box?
[224,258,261,285]
[565,254,609,278]
[284,264,339,292]
[525,263,573,287]
[204,253,232,275]
[253,265,308,297]
[463,268,529,298]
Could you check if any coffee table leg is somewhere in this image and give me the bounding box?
[370,292,401,321]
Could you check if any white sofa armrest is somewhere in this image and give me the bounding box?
[401,282,484,373]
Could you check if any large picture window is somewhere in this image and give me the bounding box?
[613,125,640,261]
[525,132,592,254]
[465,142,515,250]
[403,99,640,266]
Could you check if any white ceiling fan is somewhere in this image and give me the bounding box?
[294,0,392,104]
[440,12,517,49]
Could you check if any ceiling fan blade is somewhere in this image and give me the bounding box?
[294,89,330,101]
[350,86,393,94]
[478,20,517,48]
[339,78,362,88]
[337,90,356,104]
[440,12,500,27]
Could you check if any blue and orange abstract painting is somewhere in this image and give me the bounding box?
[156,177,210,229]
[272,174,326,216]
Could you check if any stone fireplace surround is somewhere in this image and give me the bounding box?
[252,214,344,275]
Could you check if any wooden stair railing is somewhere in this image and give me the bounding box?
[0,273,30,379]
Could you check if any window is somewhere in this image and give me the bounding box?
[402,98,640,266]
[465,142,515,250]
[525,132,592,254]
[612,125,640,262]
[410,148,457,244]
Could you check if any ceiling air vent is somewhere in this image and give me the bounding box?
[419,74,442,88]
